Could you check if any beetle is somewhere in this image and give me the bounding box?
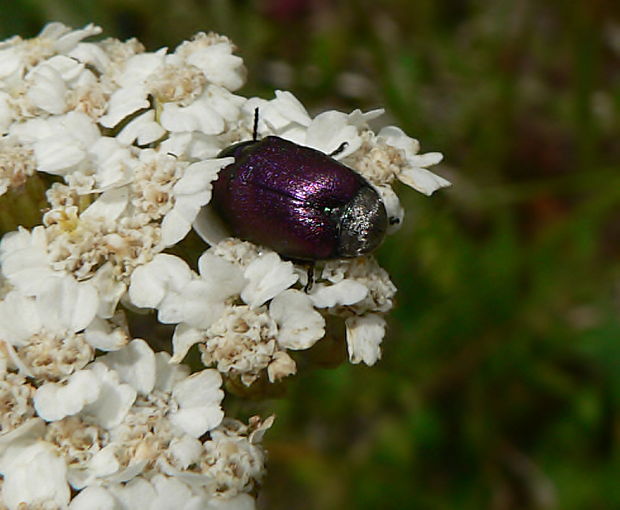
[210,109,388,262]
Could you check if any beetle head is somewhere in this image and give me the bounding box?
[336,185,388,258]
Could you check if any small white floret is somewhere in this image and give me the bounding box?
[304,110,361,158]
[68,486,117,510]
[169,369,224,437]
[0,441,70,510]
[345,314,386,366]
[398,166,451,196]
[198,250,246,297]
[171,324,204,363]
[241,252,298,308]
[160,158,231,246]
[26,64,68,114]
[184,41,246,91]
[168,435,203,469]
[107,477,155,509]
[37,274,98,333]
[81,362,137,429]
[309,279,368,308]
[34,369,100,421]
[270,289,325,350]
[0,226,59,295]
[378,125,450,195]
[153,351,190,392]
[99,85,150,128]
[84,316,129,351]
[100,339,156,395]
[128,254,193,309]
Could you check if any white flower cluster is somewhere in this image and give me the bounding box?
[0,22,449,508]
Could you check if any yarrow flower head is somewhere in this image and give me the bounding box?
[0,22,449,508]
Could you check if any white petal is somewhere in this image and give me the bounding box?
[173,369,223,408]
[99,85,149,128]
[64,110,102,145]
[0,227,59,296]
[54,23,102,53]
[171,324,205,363]
[34,369,101,421]
[116,110,166,146]
[118,50,166,87]
[34,132,87,174]
[88,445,121,479]
[158,279,222,326]
[108,478,155,509]
[151,475,196,510]
[409,151,444,167]
[186,43,245,91]
[41,55,85,82]
[398,166,451,196]
[198,250,246,298]
[345,314,386,366]
[161,207,194,247]
[374,185,404,234]
[0,91,14,134]
[0,48,22,81]
[100,339,156,394]
[32,112,99,175]
[304,110,361,158]
[0,442,70,510]
[241,252,298,308]
[84,317,129,351]
[90,263,127,319]
[89,137,134,190]
[170,406,225,438]
[160,100,224,135]
[174,158,228,195]
[0,291,41,346]
[377,125,420,155]
[347,108,384,127]
[128,254,193,309]
[206,494,256,510]
[81,362,137,429]
[68,42,111,73]
[154,351,190,392]
[270,289,325,350]
[192,205,231,246]
[0,419,46,454]
[309,280,368,308]
[271,90,311,126]
[81,186,129,221]
[170,370,224,437]
[168,435,203,469]
[69,486,118,510]
[204,85,245,121]
[37,275,98,332]
[27,64,67,114]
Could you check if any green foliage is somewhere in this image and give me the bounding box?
[3,1,619,508]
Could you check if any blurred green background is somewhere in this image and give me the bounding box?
[3,1,620,508]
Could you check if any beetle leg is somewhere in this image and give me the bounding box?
[252,107,260,141]
[304,262,316,293]
[329,141,348,157]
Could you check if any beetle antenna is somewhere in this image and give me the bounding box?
[304,263,315,293]
[329,141,348,157]
[253,107,259,141]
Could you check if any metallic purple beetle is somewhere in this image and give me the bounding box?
[211,112,388,262]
